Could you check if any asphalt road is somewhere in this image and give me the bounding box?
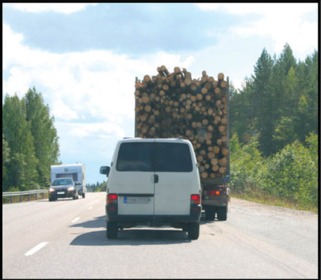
[2,192,318,279]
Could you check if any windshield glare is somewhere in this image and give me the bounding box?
[53,179,73,186]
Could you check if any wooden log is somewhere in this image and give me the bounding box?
[201,172,208,179]
[201,87,208,94]
[221,147,229,156]
[190,82,198,91]
[215,87,221,94]
[218,73,224,80]
[174,66,182,75]
[144,105,152,113]
[162,83,169,91]
[142,94,150,104]
[220,80,227,88]
[143,75,151,84]
[213,146,220,154]
[182,68,192,80]
[218,157,227,166]
[201,71,209,84]
[219,166,227,174]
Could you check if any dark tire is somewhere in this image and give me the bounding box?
[82,193,85,198]
[217,206,227,221]
[205,206,215,221]
[187,222,200,240]
[73,191,79,200]
[107,221,118,239]
[182,224,189,232]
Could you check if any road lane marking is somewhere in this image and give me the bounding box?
[25,242,48,256]
[71,217,80,223]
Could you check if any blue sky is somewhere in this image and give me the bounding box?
[2,3,318,185]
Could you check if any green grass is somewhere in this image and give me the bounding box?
[231,192,318,214]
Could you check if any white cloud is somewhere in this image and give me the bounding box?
[195,3,318,59]
[4,3,97,14]
[3,24,199,175]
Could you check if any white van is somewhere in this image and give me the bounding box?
[100,138,202,240]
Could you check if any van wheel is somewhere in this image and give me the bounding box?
[82,193,85,198]
[217,206,227,221]
[187,222,200,240]
[205,206,215,221]
[107,221,118,239]
[182,224,188,232]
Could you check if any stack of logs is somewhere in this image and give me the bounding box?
[134,65,229,180]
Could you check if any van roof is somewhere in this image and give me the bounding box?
[120,137,189,143]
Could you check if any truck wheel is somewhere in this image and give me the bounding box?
[82,193,85,198]
[187,222,200,240]
[217,206,227,221]
[205,207,215,221]
[107,221,118,239]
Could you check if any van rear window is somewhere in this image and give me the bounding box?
[116,142,193,172]
[116,143,153,171]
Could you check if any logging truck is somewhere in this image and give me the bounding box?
[134,66,230,221]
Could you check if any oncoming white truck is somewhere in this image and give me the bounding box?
[50,163,87,198]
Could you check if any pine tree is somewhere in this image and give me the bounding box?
[251,48,275,156]
[2,134,11,191]
[271,43,298,153]
[24,88,60,187]
[3,94,38,190]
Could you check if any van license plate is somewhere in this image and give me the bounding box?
[124,197,150,204]
[57,192,65,195]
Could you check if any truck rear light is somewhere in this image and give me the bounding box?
[191,194,201,205]
[107,193,118,204]
[206,190,220,196]
[214,190,220,196]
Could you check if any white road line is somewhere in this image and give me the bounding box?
[25,242,48,256]
[71,217,80,223]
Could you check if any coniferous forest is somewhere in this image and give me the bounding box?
[2,44,318,210]
[228,44,318,210]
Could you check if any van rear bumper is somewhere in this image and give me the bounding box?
[106,205,202,225]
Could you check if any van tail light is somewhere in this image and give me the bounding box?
[106,193,118,214]
[191,194,201,205]
[190,194,201,216]
[107,193,118,204]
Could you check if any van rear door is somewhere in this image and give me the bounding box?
[153,140,197,215]
[115,141,155,216]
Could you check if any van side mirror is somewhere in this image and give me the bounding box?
[100,166,110,177]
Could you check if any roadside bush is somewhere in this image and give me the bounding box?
[263,133,318,208]
[230,134,266,194]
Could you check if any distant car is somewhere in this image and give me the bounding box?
[49,178,80,201]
